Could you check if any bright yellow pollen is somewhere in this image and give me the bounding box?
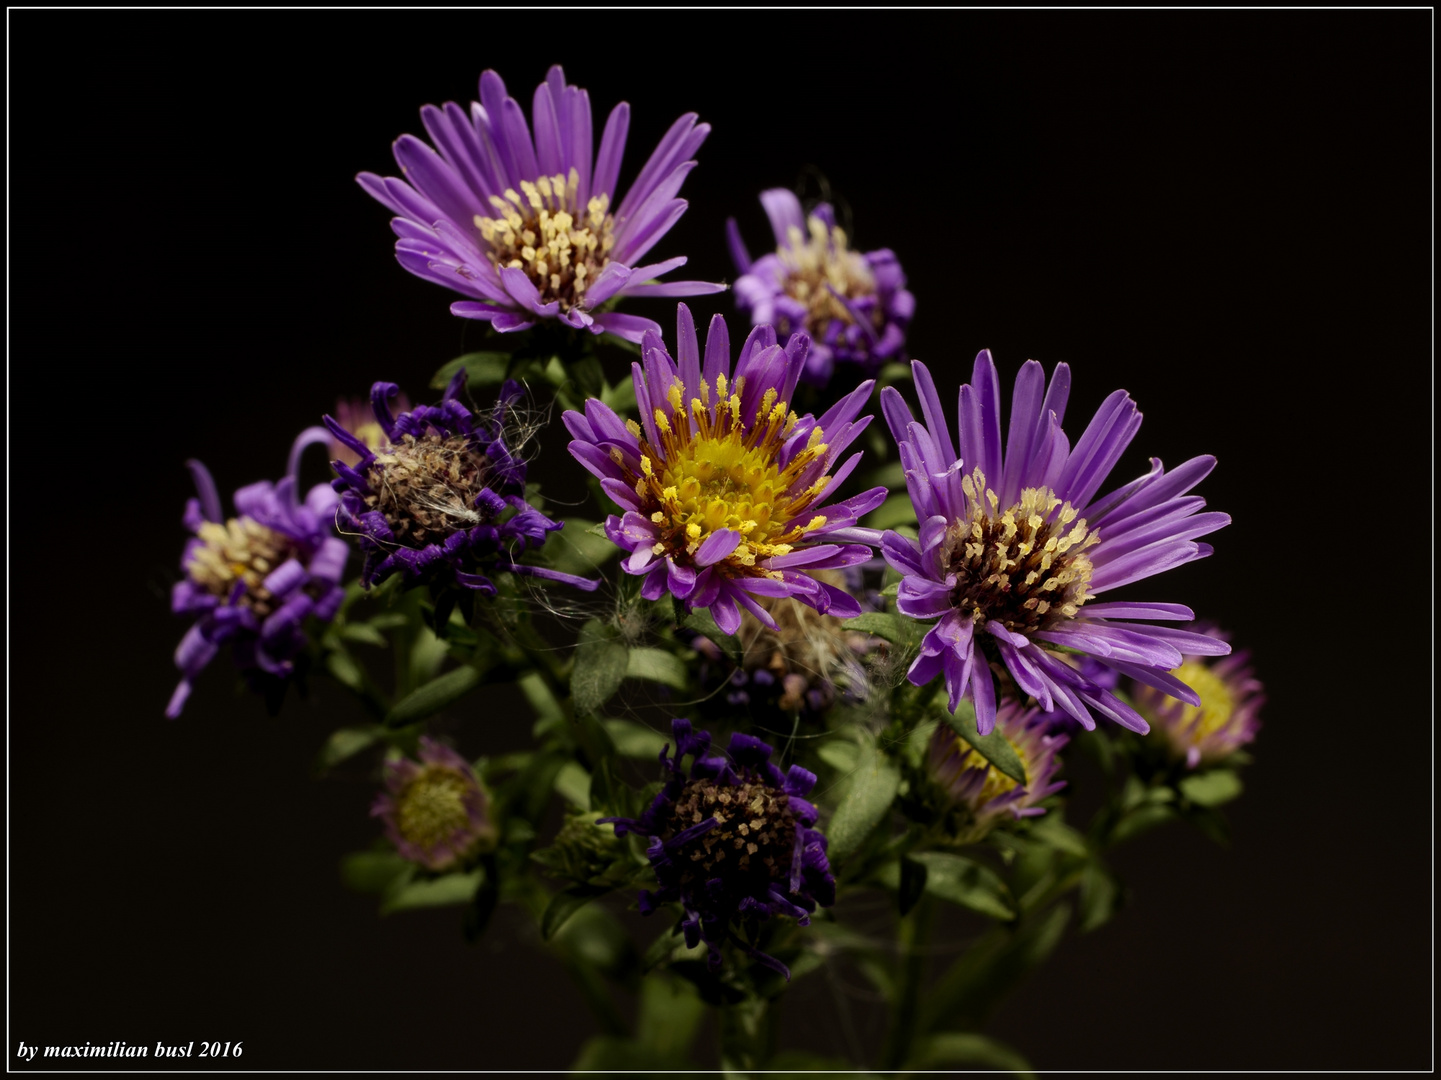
[626,373,836,578]
[1169,659,1238,740]
[473,168,614,311]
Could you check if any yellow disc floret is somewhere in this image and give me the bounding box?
[1167,659,1238,740]
[627,374,833,578]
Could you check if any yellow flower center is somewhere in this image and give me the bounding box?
[1168,659,1237,740]
[621,375,835,577]
[952,732,1031,805]
[186,517,300,616]
[940,467,1098,634]
[396,766,473,852]
[473,168,615,312]
[777,216,879,334]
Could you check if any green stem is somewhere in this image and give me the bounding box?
[881,893,934,1071]
[719,994,772,1074]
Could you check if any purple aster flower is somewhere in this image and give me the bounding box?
[358,65,723,344]
[929,697,1069,844]
[373,737,498,872]
[881,352,1231,735]
[727,189,914,385]
[565,303,886,635]
[327,392,409,468]
[168,429,350,718]
[1130,625,1264,768]
[325,372,598,595]
[602,718,834,979]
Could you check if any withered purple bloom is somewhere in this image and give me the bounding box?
[603,719,834,979]
[373,737,498,871]
[881,352,1231,735]
[325,372,597,595]
[728,189,913,385]
[358,65,723,344]
[168,429,349,718]
[565,303,885,636]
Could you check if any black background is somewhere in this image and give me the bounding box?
[9,9,1431,1073]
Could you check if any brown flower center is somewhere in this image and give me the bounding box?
[664,778,796,889]
[365,433,493,546]
[939,467,1098,635]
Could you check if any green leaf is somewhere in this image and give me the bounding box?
[908,1033,1035,1077]
[858,459,906,490]
[314,725,384,774]
[921,903,1071,1031]
[541,883,613,940]
[430,350,509,389]
[600,377,637,414]
[603,719,669,759]
[385,665,481,725]
[546,517,619,578]
[679,607,742,663]
[913,851,1016,920]
[940,698,1026,784]
[1179,768,1243,807]
[340,851,411,895]
[1110,803,1177,845]
[339,622,388,648]
[816,739,860,773]
[1027,813,1089,857]
[1077,860,1122,933]
[826,741,900,863]
[635,975,705,1060]
[572,620,628,716]
[625,647,689,691]
[863,491,919,531]
[324,648,365,693]
[380,870,482,914]
[554,760,592,809]
[518,670,565,735]
[841,612,908,644]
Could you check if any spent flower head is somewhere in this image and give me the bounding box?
[728,189,913,385]
[168,428,349,718]
[881,352,1231,735]
[1131,625,1264,768]
[602,718,834,979]
[566,303,885,636]
[359,65,722,343]
[326,372,597,595]
[373,737,498,871]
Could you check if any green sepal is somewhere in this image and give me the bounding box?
[939,698,1026,784]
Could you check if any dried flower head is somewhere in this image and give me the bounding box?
[372,737,498,871]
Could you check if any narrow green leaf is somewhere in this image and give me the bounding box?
[600,377,637,414]
[913,851,1016,920]
[826,741,900,863]
[816,739,860,773]
[314,725,384,774]
[340,851,411,895]
[324,649,365,692]
[908,1033,1035,1077]
[1077,860,1122,933]
[1110,803,1177,845]
[842,612,908,644]
[339,623,388,648]
[554,760,592,809]
[626,647,689,690]
[679,607,743,663]
[385,665,481,725]
[518,670,565,734]
[1027,813,1089,857]
[542,883,613,941]
[430,350,509,389]
[1179,768,1243,807]
[572,619,628,716]
[380,870,482,914]
[603,719,669,759]
[941,698,1026,784]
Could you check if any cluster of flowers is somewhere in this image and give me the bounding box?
[167,65,1260,983]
